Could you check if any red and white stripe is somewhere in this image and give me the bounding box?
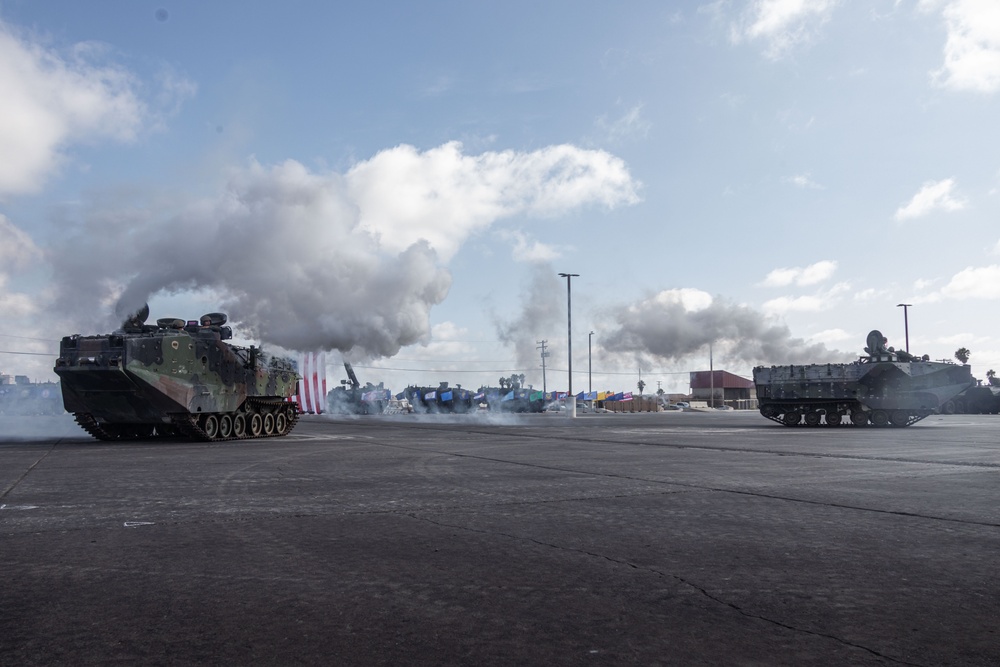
[296,352,328,414]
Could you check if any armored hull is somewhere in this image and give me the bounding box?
[55,309,299,441]
[753,330,973,427]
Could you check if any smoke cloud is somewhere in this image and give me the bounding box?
[598,288,854,369]
[47,143,638,357]
[494,264,565,378]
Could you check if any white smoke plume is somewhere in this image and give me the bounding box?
[493,264,565,380]
[598,288,854,369]
[47,143,638,357]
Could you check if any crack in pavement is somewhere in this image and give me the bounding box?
[407,512,929,667]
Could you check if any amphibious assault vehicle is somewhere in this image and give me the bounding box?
[55,305,300,441]
[753,330,973,427]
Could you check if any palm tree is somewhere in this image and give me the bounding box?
[955,348,971,365]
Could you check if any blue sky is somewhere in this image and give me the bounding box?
[1,0,999,394]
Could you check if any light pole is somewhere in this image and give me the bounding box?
[559,272,579,417]
[588,331,595,394]
[896,304,912,354]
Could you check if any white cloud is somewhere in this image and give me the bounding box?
[762,294,826,313]
[893,178,967,220]
[761,260,837,287]
[595,103,652,143]
[731,0,838,59]
[0,22,151,196]
[762,281,849,315]
[788,173,824,189]
[648,288,714,313]
[45,141,638,356]
[495,229,561,263]
[927,0,1000,93]
[347,141,640,262]
[939,264,1000,299]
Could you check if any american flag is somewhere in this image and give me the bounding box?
[296,352,328,414]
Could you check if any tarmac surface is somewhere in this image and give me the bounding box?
[2,410,999,666]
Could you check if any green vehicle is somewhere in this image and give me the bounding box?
[55,305,300,441]
[754,329,974,427]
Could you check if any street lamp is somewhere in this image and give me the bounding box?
[588,331,595,394]
[559,272,579,417]
[896,303,912,354]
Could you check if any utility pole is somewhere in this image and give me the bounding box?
[588,331,595,394]
[536,340,549,395]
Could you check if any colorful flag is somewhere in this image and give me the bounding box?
[622,392,633,401]
[425,390,437,400]
[441,390,453,401]
[296,352,327,414]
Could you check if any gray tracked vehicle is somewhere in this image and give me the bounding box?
[753,330,973,427]
[54,305,300,441]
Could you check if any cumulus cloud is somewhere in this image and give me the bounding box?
[47,143,638,357]
[762,281,850,315]
[730,0,838,59]
[0,21,173,197]
[938,265,1000,300]
[347,141,639,262]
[894,178,967,220]
[926,0,1000,93]
[495,229,561,263]
[598,288,851,367]
[760,260,838,287]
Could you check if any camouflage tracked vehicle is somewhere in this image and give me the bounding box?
[753,330,973,427]
[54,305,300,441]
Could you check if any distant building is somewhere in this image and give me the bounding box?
[689,370,756,409]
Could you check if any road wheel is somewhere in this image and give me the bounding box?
[219,414,233,438]
[804,411,822,426]
[825,412,842,426]
[871,410,890,427]
[263,413,276,435]
[233,413,247,438]
[202,414,219,439]
[249,412,263,437]
[275,412,287,434]
[851,411,869,426]
[890,410,910,427]
[782,411,801,426]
